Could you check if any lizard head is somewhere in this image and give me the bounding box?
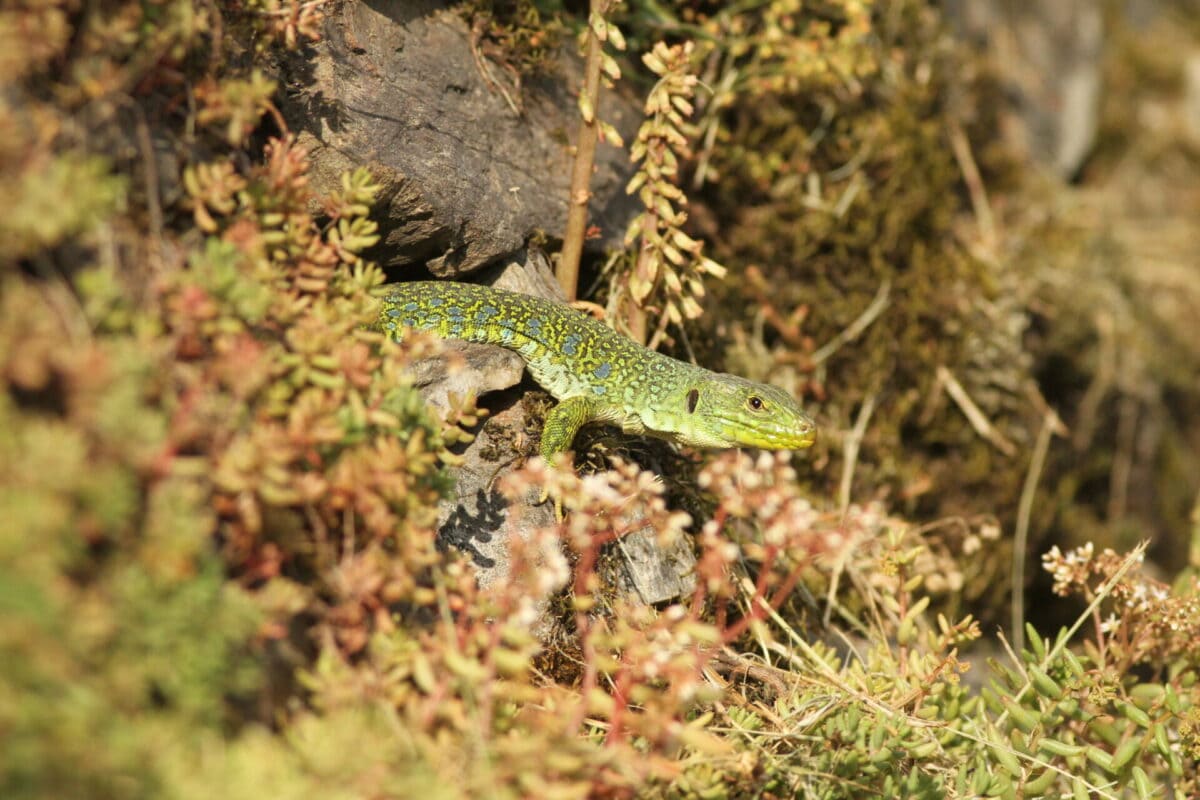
[673,375,817,451]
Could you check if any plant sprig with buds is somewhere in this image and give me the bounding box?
[615,40,727,347]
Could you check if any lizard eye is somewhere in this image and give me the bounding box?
[747,396,765,411]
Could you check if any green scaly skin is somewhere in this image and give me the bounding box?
[378,281,817,459]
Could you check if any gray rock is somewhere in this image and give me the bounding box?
[945,0,1104,178]
[281,0,640,277]
[610,523,697,605]
[407,341,526,413]
[436,395,557,592]
[484,247,567,303]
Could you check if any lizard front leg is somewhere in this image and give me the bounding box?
[539,394,596,459]
[538,395,596,519]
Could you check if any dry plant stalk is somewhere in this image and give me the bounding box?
[558,0,625,301]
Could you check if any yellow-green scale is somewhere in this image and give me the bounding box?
[378,281,817,459]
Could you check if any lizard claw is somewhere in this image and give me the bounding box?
[536,485,565,522]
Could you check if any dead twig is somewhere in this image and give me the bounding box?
[839,392,876,515]
[811,279,890,367]
[468,17,523,117]
[935,365,1017,457]
[948,121,995,252]
[1011,407,1064,653]
[709,648,792,698]
[558,0,612,301]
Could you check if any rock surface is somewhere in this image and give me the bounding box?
[402,253,556,589]
[610,525,697,605]
[281,0,640,277]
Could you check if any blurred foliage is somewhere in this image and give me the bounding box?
[668,0,1037,572]
[1013,4,1200,579]
[0,0,469,795]
[1,0,1198,799]
[592,0,1200,625]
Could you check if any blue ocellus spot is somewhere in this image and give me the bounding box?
[386,322,397,331]
[448,306,465,318]
[476,305,499,323]
[593,362,612,380]
[402,318,416,327]
[526,317,543,334]
[592,385,607,395]
[429,297,444,307]
[562,333,582,356]
[387,308,402,318]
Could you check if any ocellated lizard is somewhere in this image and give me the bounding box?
[378,281,817,459]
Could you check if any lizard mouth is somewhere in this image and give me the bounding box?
[790,419,818,448]
[772,419,817,450]
[724,414,817,451]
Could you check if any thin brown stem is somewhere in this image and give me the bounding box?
[624,218,656,344]
[1011,409,1061,653]
[722,547,781,643]
[570,537,602,733]
[558,0,608,301]
[604,666,632,747]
